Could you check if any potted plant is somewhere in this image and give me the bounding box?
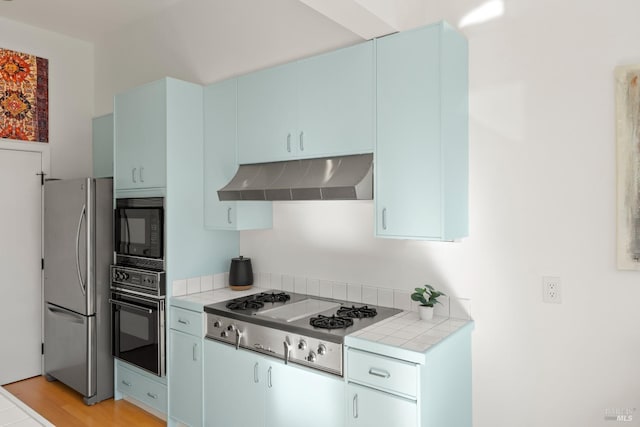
[411,284,446,320]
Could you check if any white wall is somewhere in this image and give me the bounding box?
[92,0,640,425]
[241,2,640,426]
[0,18,94,179]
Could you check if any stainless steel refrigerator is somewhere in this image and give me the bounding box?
[43,177,113,405]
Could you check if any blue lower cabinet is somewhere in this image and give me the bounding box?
[169,329,203,427]
[115,360,167,415]
[346,383,417,427]
[203,339,344,427]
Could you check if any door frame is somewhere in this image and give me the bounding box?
[0,139,51,376]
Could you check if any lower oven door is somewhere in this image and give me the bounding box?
[110,291,165,376]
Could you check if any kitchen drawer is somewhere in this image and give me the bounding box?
[116,364,168,413]
[347,348,418,399]
[170,306,203,336]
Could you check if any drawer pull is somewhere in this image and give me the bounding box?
[254,362,259,384]
[267,366,273,388]
[352,393,359,418]
[382,208,388,230]
[368,368,391,379]
[121,380,132,387]
[132,168,137,183]
[178,318,190,325]
[147,392,158,400]
[193,343,198,361]
[286,133,292,153]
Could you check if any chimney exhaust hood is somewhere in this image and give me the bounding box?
[217,153,373,201]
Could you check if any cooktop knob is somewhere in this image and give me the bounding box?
[227,324,236,332]
[307,351,317,363]
[213,320,222,328]
[298,339,307,350]
[317,344,327,355]
[220,331,229,338]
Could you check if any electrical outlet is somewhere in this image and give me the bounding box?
[542,276,561,304]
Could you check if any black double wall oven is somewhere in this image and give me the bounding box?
[110,197,166,376]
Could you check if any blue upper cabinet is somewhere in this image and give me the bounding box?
[114,79,167,194]
[236,41,374,165]
[204,79,273,230]
[237,63,298,164]
[375,22,468,240]
[92,113,114,178]
[296,41,374,158]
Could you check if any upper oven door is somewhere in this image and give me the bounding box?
[111,291,165,376]
[115,198,163,259]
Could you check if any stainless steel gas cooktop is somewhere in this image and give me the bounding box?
[203,291,401,376]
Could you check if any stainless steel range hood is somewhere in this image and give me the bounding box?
[217,153,373,201]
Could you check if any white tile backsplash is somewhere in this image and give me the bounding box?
[187,277,201,294]
[377,288,394,308]
[201,275,214,292]
[362,286,378,305]
[393,290,412,311]
[173,279,187,296]
[171,271,471,323]
[282,275,294,292]
[294,276,307,294]
[332,282,347,300]
[347,283,362,303]
[307,278,320,296]
[270,273,283,290]
[318,280,332,298]
[213,273,226,289]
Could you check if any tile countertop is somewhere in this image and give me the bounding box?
[170,288,473,364]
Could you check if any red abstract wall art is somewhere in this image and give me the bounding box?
[0,48,48,142]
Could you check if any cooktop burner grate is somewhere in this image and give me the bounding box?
[254,292,291,304]
[309,315,354,330]
[225,298,264,311]
[336,305,378,319]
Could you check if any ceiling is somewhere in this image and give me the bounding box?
[0,0,187,43]
[0,0,416,44]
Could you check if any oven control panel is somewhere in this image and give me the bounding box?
[206,315,343,376]
[110,265,165,297]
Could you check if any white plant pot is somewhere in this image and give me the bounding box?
[418,305,434,320]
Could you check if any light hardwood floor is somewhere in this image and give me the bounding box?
[3,376,165,426]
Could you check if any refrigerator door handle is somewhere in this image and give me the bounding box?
[75,204,86,296]
[46,304,85,323]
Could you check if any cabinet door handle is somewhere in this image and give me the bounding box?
[299,131,304,151]
[352,393,358,418]
[382,208,388,230]
[121,380,132,387]
[193,343,198,361]
[132,168,137,183]
[368,367,391,378]
[140,167,144,183]
[267,366,273,388]
[147,392,158,399]
[286,133,291,153]
[253,362,259,384]
[178,318,190,325]
[227,207,232,224]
